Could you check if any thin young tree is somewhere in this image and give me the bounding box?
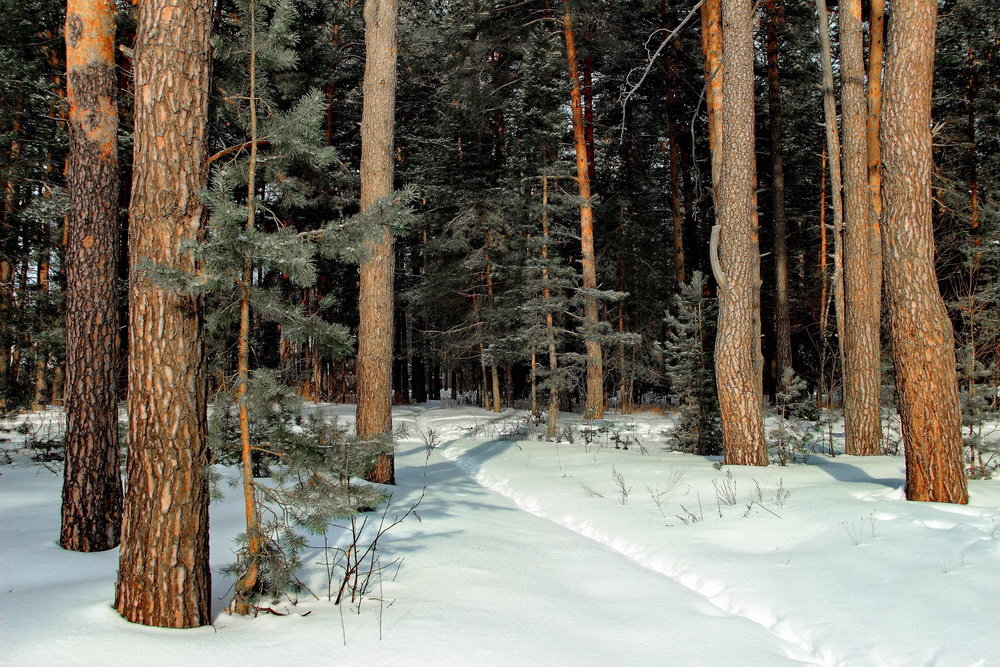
[866,0,884,237]
[356,0,399,483]
[59,0,123,553]
[881,0,967,503]
[560,0,604,419]
[714,0,767,466]
[115,0,213,627]
[840,0,883,456]
[662,0,686,285]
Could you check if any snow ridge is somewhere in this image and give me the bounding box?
[436,439,833,666]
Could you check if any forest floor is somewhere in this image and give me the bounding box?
[2,402,999,665]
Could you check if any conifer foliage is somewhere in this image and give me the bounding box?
[663,272,722,455]
[6,2,1000,631]
[199,0,376,614]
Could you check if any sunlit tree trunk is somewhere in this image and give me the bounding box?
[561,0,604,419]
[356,0,399,483]
[115,0,213,628]
[700,0,723,199]
[840,0,882,455]
[715,0,767,466]
[866,0,884,254]
[60,0,123,553]
[582,55,596,189]
[881,0,967,504]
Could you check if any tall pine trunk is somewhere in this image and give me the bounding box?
[700,0,723,199]
[816,0,847,386]
[766,0,792,385]
[662,0,685,285]
[715,0,767,466]
[561,0,604,419]
[881,0,967,504]
[115,0,213,628]
[840,0,883,455]
[356,0,399,483]
[867,0,884,255]
[60,0,123,553]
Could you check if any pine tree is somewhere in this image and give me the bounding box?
[60,0,123,553]
[196,0,358,613]
[714,0,767,466]
[840,0,883,456]
[881,0,967,504]
[356,0,400,484]
[561,0,605,419]
[115,0,214,629]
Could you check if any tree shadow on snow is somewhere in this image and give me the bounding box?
[809,457,902,488]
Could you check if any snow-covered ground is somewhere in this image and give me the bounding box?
[2,403,998,666]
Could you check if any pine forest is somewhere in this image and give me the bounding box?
[1,0,999,662]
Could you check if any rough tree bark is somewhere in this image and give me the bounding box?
[881,0,967,503]
[715,0,767,466]
[115,0,213,628]
[867,0,884,247]
[700,0,724,198]
[356,0,399,483]
[561,0,604,419]
[840,0,883,455]
[60,0,123,553]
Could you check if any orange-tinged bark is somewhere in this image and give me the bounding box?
[700,0,724,195]
[356,0,399,483]
[867,0,884,231]
[716,0,767,466]
[115,0,213,628]
[233,7,261,614]
[841,0,883,455]
[881,0,967,504]
[60,0,123,553]
[561,0,604,419]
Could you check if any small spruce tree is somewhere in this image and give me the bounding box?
[662,272,722,455]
